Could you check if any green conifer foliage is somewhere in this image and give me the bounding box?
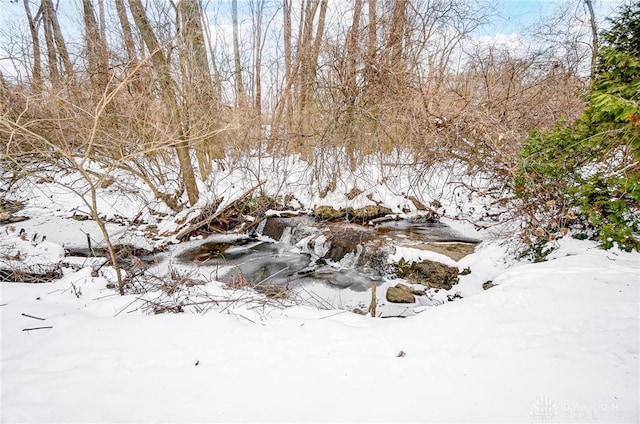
[517,2,640,252]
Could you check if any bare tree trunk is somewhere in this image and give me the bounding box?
[82,0,110,95]
[115,0,138,63]
[129,0,200,206]
[268,0,294,150]
[584,0,598,86]
[232,0,244,105]
[42,0,74,81]
[297,0,327,114]
[42,0,59,83]
[177,0,220,178]
[23,0,43,90]
[387,0,407,67]
[365,0,377,87]
[345,0,363,170]
[97,0,107,44]
[309,0,327,83]
[346,0,363,103]
[253,0,264,119]
[200,4,222,101]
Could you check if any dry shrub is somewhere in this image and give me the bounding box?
[0,263,62,283]
[160,268,204,295]
[226,269,252,290]
[254,284,289,299]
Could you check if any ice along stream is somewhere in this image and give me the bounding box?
[175,214,481,316]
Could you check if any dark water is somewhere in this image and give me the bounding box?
[375,220,481,243]
[178,219,478,292]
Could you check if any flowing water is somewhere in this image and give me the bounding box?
[175,216,480,315]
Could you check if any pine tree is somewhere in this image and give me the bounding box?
[517,2,640,252]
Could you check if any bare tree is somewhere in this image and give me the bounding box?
[128,0,200,206]
[283,0,293,134]
[176,0,221,179]
[115,0,138,64]
[41,0,74,83]
[251,0,265,119]
[22,0,42,89]
[82,0,110,95]
[232,0,244,105]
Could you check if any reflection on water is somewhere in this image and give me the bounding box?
[376,220,481,243]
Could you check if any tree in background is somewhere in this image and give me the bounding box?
[517,1,640,254]
[0,0,600,214]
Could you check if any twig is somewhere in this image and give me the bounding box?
[297,285,334,310]
[252,266,290,287]
[21,313,45,320]
[114,297,140,317]
[22,326,53,331]
[319,310,347,319]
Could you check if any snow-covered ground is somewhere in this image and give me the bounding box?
[1,156,638,422]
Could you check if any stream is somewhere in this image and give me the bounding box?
[174,215,481,316]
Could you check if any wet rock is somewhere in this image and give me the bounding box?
[323,225,374,262]
[346,205,393,222]
[395,282,426,296]
[356,240,395,275]
[386,285,416,303]
[313,206,345,220]
[261,217,289,241]
[397,259,459,290]
[482,281,496,290]
[261,216,311,241]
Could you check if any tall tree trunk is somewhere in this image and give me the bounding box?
[42,0,59,84]
[115,0,138,63]
[365,0,377,88]
[345,0,363,171]
[178,0,220,179]
[232,0,244,105]
[381,0,407,94]
[346,0,363,103]
[309,0,327,83]
[253,0,264,119]
[23,0,43,90]
[298,0,325,112]
[283,0,292,134]
[42,0,74,81]
[97,0,107,48]
[82,0,110,95]
[387,0,407,66]
[129,0,200,206]
[584,0,598,86]
[200,4,222,101]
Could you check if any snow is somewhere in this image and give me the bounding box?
[1,156,639,422]
[390,245,459,267]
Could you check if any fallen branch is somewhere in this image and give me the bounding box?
[175,182,265,240]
